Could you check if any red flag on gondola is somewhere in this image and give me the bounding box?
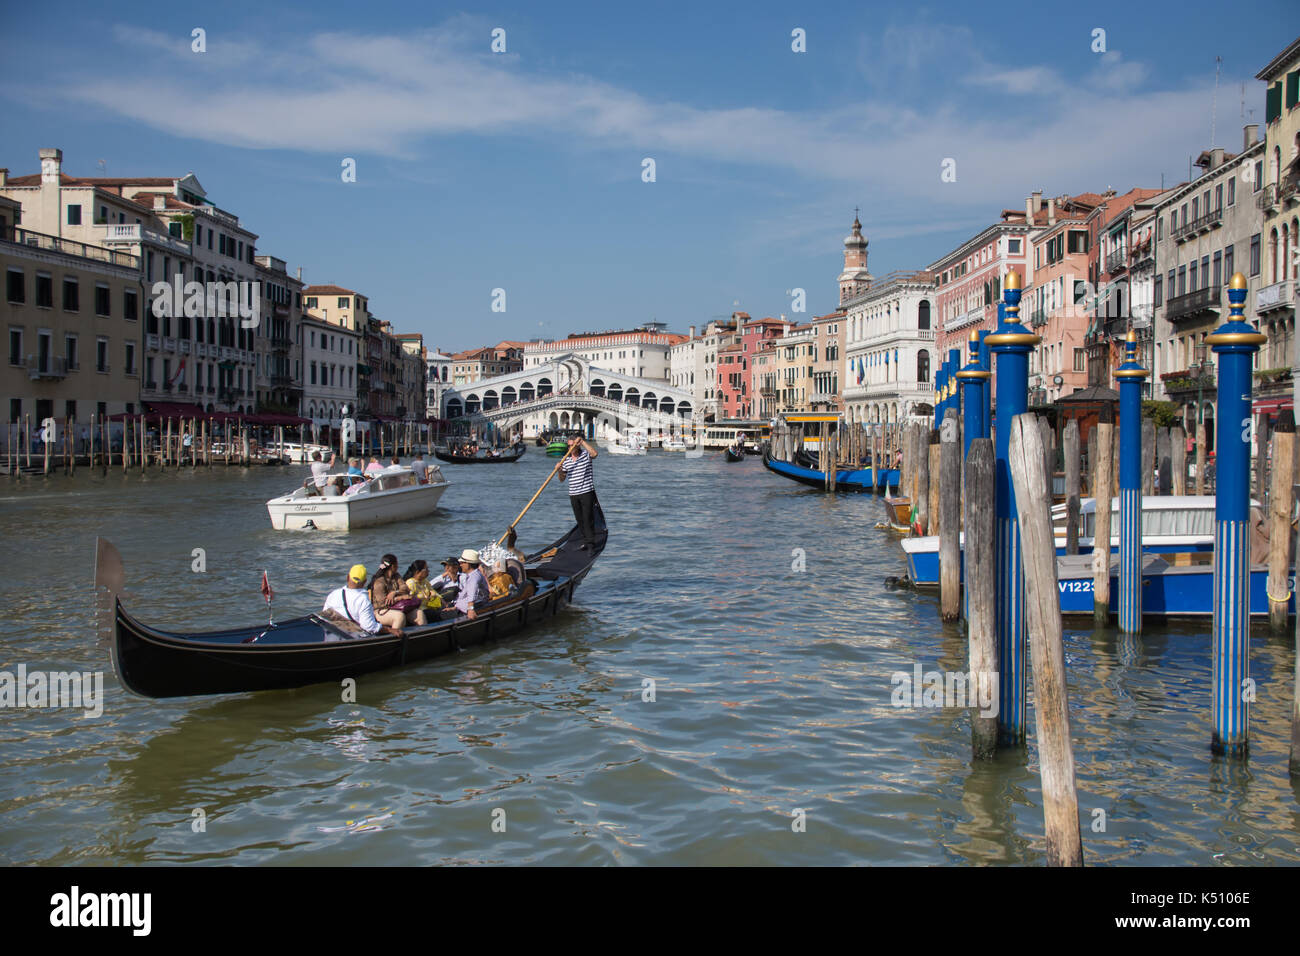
[260,570,273,603]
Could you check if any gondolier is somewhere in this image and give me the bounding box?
[559,435,599,550]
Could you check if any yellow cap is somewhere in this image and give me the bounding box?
[348,564,367,583]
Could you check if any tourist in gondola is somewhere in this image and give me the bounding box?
[440,549,489,620]
[403,560,443,613]
[559,435,599,551]
[431,557,461,596]
[505,526,525,563]
[371,553,427,626]
[321,564,404,638]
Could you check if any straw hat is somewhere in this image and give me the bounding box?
[459,549,480,565]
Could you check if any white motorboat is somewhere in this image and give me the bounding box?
[605,429,647,455]
[279,441,334,464]
[266,467,450,530]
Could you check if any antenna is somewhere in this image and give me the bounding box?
[1211,55,1221,147]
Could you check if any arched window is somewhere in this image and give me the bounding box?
[918,299,931,330]
[917,349,930,384]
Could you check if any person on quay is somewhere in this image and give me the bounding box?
[322,564,405,637]
[439,549,490,620]
[559,435,599,551]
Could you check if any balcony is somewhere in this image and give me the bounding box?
[25,355,67,380]
[97,223,191,255]
[179,339,191,355]
[1256,280,1294,314]
[163,337,177,353]
[1165,285,1221,324]
[1105,249,1127,274]
[146,334,160,351]
[3,226,139,269]
[1172,206,1224,242]
[1160,367,1216,396]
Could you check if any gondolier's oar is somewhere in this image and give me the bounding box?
[497,442,578,546]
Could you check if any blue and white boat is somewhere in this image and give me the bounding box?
[1055,552,1294,618]
[900,495,1229,587]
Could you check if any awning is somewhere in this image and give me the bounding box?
[1253,396,1294,415]
[142,401,205,418]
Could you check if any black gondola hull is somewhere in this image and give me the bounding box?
[106,503,605,698]
[725,447,745,462]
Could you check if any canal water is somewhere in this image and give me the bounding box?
[1,451,1298,865]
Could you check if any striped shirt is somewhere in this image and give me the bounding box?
[563,447,595,495]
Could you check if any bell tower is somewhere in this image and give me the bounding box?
[838,210,872,304]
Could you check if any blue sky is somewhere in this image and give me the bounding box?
[4,1,1297,352]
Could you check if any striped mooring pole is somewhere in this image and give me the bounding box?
[980,322,995,438]
[935,362,948,429]
[986,270,1039,746]
[957,329,990,457]
[1208,273,1266,757]
[1115,330,1149,634]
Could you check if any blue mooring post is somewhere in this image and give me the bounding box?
[1208,273,1266,757]
[1115,330,1148,634]
[935,363,947,428]
[957,330,989,460]
[985,271,1039,747]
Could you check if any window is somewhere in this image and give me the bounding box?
[1068,230,1088,254]
[1225,244,1234,279]
[35,273,52,308]
[1192,197,1199,220]
[1228,177,1236,206]
[337,297,348,309]
[62,277,79,312]
[1177,266,1186,296]
[1250,234,1261,276]
[1181,203,1188,227]
[1201,256,1210,289]
[65,335,77,370]
[1215,184,1222,211]
[1074,348,1085,372]
[1213,251,1222,287]
[1154,275,1163,306]
[306,296,317,308]
[66,204,81,225]
[95,284,111,317]
[9,327,22,365]
[125,342,136,375]
[1008,239,1021,254]
[6,269,23,304]
[124,288,138,321]
[917,349,930,384]
[96,337,108,373]
[1254,161,1263,191]
[1190,261,1198,290]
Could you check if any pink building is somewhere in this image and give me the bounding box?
[931,211,1032,358]
[716,316,789,419]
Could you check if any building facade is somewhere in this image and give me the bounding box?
[300,314,360,428]
[3,221,143,437]
[1255,38,1300,418]
[1150,133,1266,430]
[842,270,937,426]
[931,213,1031,359]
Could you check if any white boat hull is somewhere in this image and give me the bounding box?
[266,469,449,530]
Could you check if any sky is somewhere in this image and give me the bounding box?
[3,0,1297,352]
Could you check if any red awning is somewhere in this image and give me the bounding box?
[143,401,206,418]
[1253,397,1294,415]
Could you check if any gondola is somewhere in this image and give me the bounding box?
[725,446,745,462]
[434,442,526,464]
[95,500,608,698]
[761,448,898,493]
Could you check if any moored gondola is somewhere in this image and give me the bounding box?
[95,500,607,698]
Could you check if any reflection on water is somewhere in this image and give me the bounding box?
[0,453,1297,864]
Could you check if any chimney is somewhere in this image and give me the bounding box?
[1244,124,1258,150]
[1026,196,1033,222]
[39,148,63,185]
[0,168,7,187]
[153,194,166,211]
[1032,189,1043,216]
[1047,196,1056,226]
[689,324,696,338]
[296,266,302,281]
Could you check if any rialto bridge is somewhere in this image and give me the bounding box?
[441,355,699,437]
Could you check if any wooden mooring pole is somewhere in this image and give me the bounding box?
[1092,410,1114,622]
[1064,419,1080,555]
[965,437,997,758]
[1008,413,1084,867]
[1172,424,1187,496]
[927,430,940,539]
[939,409,960,621]
[1267,411,1295,633]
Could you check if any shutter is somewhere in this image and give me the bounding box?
[1266,82,1281,124]
[1288,70,1300,109]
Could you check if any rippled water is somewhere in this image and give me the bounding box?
[1,451,1298,865]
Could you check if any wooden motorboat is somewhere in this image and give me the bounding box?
[95,500,608,698]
